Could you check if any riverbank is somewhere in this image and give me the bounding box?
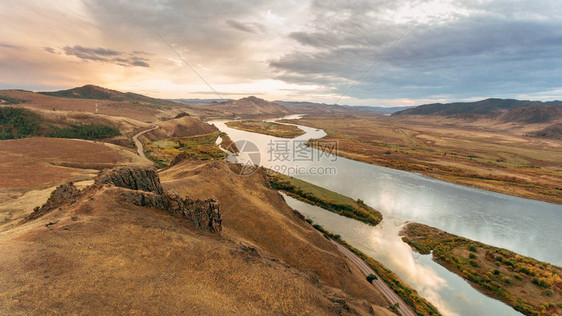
[265,171,438,314]
[302,219,440,315]
[281,114,562,205]
[225,120,306,138]
[401,223,562,316]
[267,171,382,225]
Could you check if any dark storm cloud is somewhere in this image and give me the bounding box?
[5,0,561,103]
[59,45,150,67]
[270,0,562,100]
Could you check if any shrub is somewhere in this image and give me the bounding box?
[542,289,553,297]
[493,269,500,275]
[470,260,479,267]
[0,107,40,139]
[469,253,477,259]
[46,124,120,140]
[469,245,478,252]
[366,274,378,283]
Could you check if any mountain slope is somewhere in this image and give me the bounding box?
[393,98,562,121]
[275,101,411,115]
[501,105,562,124]
[527,123,562,139]
[0,163,393,315]
[39,85,181,109]
[201,96,290,117]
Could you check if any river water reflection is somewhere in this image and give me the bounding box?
[212,116,561,315]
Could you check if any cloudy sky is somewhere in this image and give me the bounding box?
[1,0,562,106]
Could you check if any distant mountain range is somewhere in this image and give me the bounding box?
[171,99,413,114]
[30,86,562,127]
[275,101,413,114]
[170,98,232,105]
[392,98,562,123]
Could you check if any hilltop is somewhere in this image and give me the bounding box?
[0,163,393,315]
[39,85,182,109]
[198,96,290,117]
[392,98,562,123]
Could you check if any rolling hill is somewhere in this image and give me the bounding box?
[275,101,412,115]
[39,85,182,109]
[198,96,290,117]
[501,105,562,124]
[392,98,562,122]
[0,163,393,315]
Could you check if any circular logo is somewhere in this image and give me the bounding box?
[224,139,261,176]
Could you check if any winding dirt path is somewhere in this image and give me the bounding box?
[132,125,159,161]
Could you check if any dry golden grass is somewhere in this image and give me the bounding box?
[1,90,161,122]
[288,114,562,204]
[0,137,149,190]
[160,160,390,308]
[0,161,394,315]
[140,115,218,142]
[0,138,150,231]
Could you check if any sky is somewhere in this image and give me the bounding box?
[1,0,562,107]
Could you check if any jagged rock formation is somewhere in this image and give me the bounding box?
[26,182,82,221]
[26,167,221,232]
[95,167,164,195]
[122,191,221,232]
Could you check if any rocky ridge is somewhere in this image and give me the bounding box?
[25,166,221,232]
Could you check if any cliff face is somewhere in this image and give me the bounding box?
[26,167,221,232]
[122,190,221,232]
[96,167,165,195]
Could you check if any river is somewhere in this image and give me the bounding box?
[211,115,562,316]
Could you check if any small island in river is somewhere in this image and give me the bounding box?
[401,223,562,316]
[226,120,306,138]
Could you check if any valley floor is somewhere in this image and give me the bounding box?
[283,114,562,205]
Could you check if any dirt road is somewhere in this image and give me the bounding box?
[330,240,416,316]
[132,125,159,161]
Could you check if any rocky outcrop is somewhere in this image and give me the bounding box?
[95,167,164,195]
[26,182,82,221]
[26,167,221,232]
[122,191,221,232]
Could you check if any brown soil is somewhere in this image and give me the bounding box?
[0,138,149,189]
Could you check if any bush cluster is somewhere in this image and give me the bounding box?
[46,124,121,140]
[0,107,40,139]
